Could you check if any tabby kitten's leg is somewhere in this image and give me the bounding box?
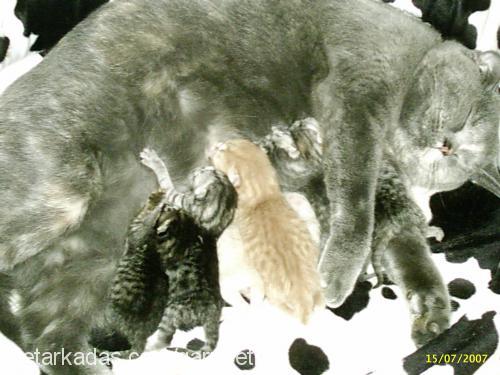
[202,306,222,352]
[383,233,450,347]
[140,148,174,190]
[144,311,176,352]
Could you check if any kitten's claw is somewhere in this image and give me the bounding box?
[408,290,450,347]
[426,226,445,242]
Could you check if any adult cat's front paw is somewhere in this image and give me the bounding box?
[408,290,450,347]
[318,255,361,308]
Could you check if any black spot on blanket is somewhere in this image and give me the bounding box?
[412,0,491,48]
[450,300,460,312]
[14,0,109,53]
[328,281,372,320]
[187,338,205,351]
[0,36,10,63]
[431,184,500,295]
[403,311,498,375]
[234,349,256,371]
[289,338,330,375]
[490,267,500,294]
[382,287,398,300]
[448,278,476,299]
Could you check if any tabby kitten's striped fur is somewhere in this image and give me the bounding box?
[108,148,237,356]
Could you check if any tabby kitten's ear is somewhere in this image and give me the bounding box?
[227,167,240,188]
[477,51,500,91]
[194,186,208,200]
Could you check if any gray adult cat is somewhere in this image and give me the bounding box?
[264,119,451,346]
[0,0,498,373]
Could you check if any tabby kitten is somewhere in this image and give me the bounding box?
[108,148,237,356]
[210,139,324,324]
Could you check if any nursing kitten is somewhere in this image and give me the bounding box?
[108,149,237,356]
[1,1,499,372]
[218,122,321,308]
[218,191,320,307]
[258,118,331,242]
[210,139,324,324]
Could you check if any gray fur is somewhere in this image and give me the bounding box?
[0,0,498,372]
[262,118,451,346]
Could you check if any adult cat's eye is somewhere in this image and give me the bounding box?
[454,107,474,130]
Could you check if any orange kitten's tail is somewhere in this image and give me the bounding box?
[266,271,325,324]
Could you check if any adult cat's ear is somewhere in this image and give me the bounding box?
[477,51,500,91]
[227,167,240,188]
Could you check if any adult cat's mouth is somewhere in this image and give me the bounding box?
[434,138,454,156]
[440,138,453,156]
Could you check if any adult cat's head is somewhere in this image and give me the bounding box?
[396,42,500,196]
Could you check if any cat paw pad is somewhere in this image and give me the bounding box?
[140,148,163,171]
[408,292,450,347]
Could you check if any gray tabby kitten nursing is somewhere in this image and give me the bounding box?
[0,0,498,373]
[107,149,237,356]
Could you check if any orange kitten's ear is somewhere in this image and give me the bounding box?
[227,167,240,188]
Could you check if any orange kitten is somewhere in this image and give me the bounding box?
[210,139,324,323]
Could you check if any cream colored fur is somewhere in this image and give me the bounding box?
[211,139,324,324]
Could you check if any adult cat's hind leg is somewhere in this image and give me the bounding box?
[13,235,117,374]
[0,272,21,346]
[384,234,450,347]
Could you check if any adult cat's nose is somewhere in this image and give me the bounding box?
[440,138,453,156]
